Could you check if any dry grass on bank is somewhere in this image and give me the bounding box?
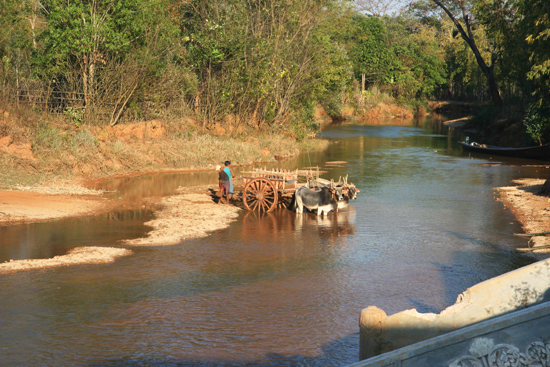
[0,109,330,188]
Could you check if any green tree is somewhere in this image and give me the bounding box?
[0,0,38,94]
[33,0,183,125]
[442,21,488,101]
[345,14,446,100]
[179,0,353,136]
[385,16,447,99]
[517,0,550,151]
[420,0,503,106]
[519,0,550,108]
[348,15,398,89]
[35,0,145,105]
[473,0,532,104]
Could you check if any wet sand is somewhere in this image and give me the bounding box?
[0,247,133,274]
[497,178,550,256]
[0,184,241,273]
[0,188,119,224]
[123,185,241,246]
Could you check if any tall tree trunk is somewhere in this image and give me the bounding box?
[485,67,502,106]
[539,174,550,196]
[82,55,90,107]
[464,33,502,106]
[28,0,40,49]
[432,0,503,106]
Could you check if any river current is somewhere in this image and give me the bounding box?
[1,118,547,366]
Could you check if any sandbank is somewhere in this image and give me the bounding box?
[0,183,240,273]
[497,178,550,255]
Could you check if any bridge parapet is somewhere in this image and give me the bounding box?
[358,258,550,362]
[352,301,550,366]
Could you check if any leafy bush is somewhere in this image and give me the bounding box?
[524,104,550,145]
[363,86,395,106]
[63,106,85,127]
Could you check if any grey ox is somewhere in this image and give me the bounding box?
[293,186,345,215]
[305,176,360,212]
[337,185,360,210]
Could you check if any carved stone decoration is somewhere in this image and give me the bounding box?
[449,338,550,367]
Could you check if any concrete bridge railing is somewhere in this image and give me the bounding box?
[358,258,550,362]
[351,300,550,367]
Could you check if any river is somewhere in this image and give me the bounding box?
[0,117,546,366]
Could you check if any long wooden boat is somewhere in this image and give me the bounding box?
[458,141,550,160]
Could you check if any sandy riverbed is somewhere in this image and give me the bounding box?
[0,186,119,224]
[497,178,550,256]
[0,184,241,274]
[123,185,241,246]
[1,177,548,273]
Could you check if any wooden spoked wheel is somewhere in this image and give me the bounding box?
[276,193,290,209]
[243,178,278,212]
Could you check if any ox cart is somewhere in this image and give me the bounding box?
[238,168,357,214]
[240,168,306,212]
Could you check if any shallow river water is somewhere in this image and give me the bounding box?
[1,118,548,366]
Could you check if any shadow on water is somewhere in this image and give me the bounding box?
[408,249,536,315]
[87,333,360,367]
[405,228,537,314]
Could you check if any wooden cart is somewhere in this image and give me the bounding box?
[240,168,300,212]
[238,167,355,213]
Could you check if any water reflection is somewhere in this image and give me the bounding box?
[1,117,547,366]
[240,208,355,246]
[293,208,356,247]
[0,209,154,262]
[97,171,221,200]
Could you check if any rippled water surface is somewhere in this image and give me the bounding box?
[1,119,548,366]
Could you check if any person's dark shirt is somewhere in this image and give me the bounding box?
[219,170,229,181]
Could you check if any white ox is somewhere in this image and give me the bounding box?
[293,185,345,215]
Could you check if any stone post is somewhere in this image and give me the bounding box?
[359,305,388,360]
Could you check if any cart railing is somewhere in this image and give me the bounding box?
[241,168,299,192]
[238,167,340,212]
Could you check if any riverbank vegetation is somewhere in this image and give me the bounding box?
[0,0,549,186]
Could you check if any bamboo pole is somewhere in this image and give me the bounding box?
[517,244,550,252]
[514,232,550,237]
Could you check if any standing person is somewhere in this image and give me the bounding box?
[224,160,234,200]
[217,165,230,203]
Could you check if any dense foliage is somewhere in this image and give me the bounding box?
[0,0,549,142]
